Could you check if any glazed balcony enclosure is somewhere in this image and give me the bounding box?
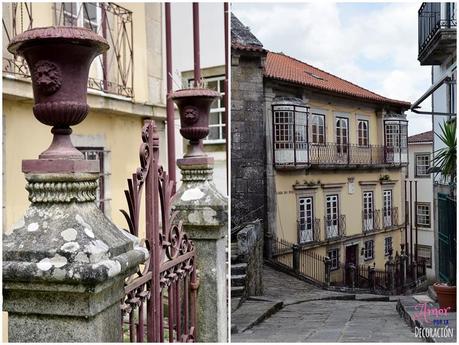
[418,2,457,65]
[272,98,408,169]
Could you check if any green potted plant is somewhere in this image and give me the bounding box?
[431,120,456,311]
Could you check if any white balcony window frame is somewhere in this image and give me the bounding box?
[363,191,374,232]
[325,194,339,239]
[298,196,314,244]
[383,189,393,228]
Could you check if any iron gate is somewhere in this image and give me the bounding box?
[120,120,197,342]
[438,192,456,283]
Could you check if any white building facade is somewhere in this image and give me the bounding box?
[407,131,435,281]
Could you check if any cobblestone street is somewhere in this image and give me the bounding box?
[232,266,424,343]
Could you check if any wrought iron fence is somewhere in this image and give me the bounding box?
[418,2,457,52]
[298,248,326,284]
[271,236,326,285]
[271,236,293,268]
[120,121,197,342]
[3,2,134,98]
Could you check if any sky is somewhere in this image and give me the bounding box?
[232,2,433,136]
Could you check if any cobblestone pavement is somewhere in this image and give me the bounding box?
[232,266,423,343]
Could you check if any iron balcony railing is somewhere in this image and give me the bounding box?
[363,207,399,233]
[418,2,457,53]
[298,218,320,244]
[324,215,346,240]
[362,209,381,233]
[3,2,134,98]
[382,207,399,229]
[274,142,408,168]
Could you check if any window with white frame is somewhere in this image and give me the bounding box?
[384,237,393,256]
[274,110,294,149]
[63,3,100,32]
[357,120,369,146]
[364,240,374,260]
[188,76,226,143]
[417,244,432,268]
[363,191,374,232]
[298,196,314,243]
[383,190,393,228]
[77,147,110,214]
[416,202,431,227]
[415,153,430,177]
[311,113,325,144]
[385,123,400,147]
[327,248,340,270]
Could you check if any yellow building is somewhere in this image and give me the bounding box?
[2,2,168,234]
[264,52,411,281]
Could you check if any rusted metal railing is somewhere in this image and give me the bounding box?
[120,121,197,342]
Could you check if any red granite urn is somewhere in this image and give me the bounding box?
[169,88,220,158]
[7,26,109,160]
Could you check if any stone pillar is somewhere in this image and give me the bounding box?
[324,257,331,287]
[369,265,376,291]
[348,264,356,289]
[386,255,395,291]
[172,161,227,342]
[170,88,227,342]
[2,27,147,342]
[292,245,300,274]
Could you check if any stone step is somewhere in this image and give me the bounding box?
[231,285,245,298]
[231,262,247,275]
[231,274,246,287]
[231,254,240,263]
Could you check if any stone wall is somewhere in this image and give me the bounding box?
[237,219,264,296]
[231,50,267,228]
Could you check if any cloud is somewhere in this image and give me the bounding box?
[232,2,432,135]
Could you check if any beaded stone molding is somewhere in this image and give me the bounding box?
[25,174,98,203]
[180,168,213,182]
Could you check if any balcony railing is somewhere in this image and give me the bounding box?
[298,218,320,244]
[362,209,381,233]
[324,215,346,240]
[274,142,407,168]
[418,2,457,64]
[362,207,399,233]
[382,207,399,229]
[2,2,134,98]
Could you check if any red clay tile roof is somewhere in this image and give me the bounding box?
[264,51,411,109]
[408,130,433,143]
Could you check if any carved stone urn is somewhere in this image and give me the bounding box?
[8,26,109,160]
[169,88,220,160]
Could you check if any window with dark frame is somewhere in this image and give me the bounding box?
[415,153,430,177]
[364,240,374,260]
[327,248,339,270]
[416,244,432,268]
[384,237,393,256]
[357,120,369,146]
[77,147,109,213]
[311,113,325,144]
[416,202,431,227]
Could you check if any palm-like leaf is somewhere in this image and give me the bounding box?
[432,120,456,181]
